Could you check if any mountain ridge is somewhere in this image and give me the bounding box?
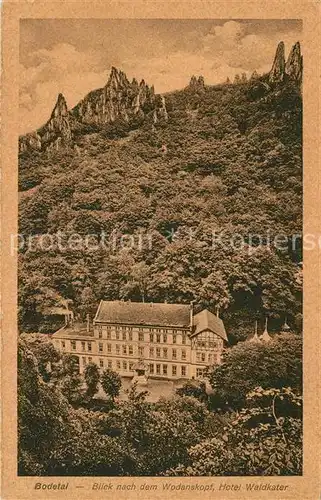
[19,41,302,155]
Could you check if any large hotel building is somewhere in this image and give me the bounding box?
[51,301,228,380]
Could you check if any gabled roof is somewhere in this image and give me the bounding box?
[192,309,228,342]
[94,300,191,328]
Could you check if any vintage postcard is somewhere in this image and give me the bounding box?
[1,1,320,499]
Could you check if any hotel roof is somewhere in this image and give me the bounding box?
[94,300,191,328]
[192,309,228,341]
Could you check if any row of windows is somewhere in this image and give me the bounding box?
[195,340,221,349]
[81,357,188,377]
[196,352,219,363]
[149,363,187,377]
[70,340,93,351]
[97,330,188,344]
[97,325,185,335]
[97,343,188,360]
[82,357,135,372]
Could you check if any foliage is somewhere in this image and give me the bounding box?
[208,334,302,409]
[167,387,302,476]
[18,79,302,336]
[84,362,101,398]
[101,368,122,401]
[175,380,208,404]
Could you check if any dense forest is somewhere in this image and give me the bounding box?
[18,69,302,339]
[19,332,302,476]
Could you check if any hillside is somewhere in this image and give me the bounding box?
[18,41,303,339]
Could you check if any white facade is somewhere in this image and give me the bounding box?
[52,301,227,380]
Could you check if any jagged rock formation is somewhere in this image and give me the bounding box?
[187,75,205,90]
[269,41,285,83]
[19,67,167,154]
[19,93,72,153]
[285,41,303,85]
[269,41,302,85]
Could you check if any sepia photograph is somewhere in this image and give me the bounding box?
[15,17,305,479]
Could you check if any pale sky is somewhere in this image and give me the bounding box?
[20,19,302,134]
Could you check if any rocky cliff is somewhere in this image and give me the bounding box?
[269,41,302,85]
[19,67,167,154]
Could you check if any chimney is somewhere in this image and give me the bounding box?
[190,301,194,329]
[86,314,90,333]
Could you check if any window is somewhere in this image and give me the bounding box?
[123,361,127,370]
[149,333,154,343]
[99,342,103,353]
[122,345,127,355]
[149,364,154,374]
[71,340,76,350]
[163,333,167,343]
[172,348,177,360]
[88,357,92,363]
[156,334,161,343]
[163,364,168,375]
[172,365,177,376]
[181,349,186,360]
[138,346,144,357]
[129,362,134,371]
[98,330,102,339]
[139,331,144,342]
[116,360,121,370]
[196,352,201,362]
[163,348,168,359]
[115,330,120,340]
[182,334,186,345]
[149,347,154,357]
[81,341,85,351]
[87,342,92,352]
[122,331,126,341]
[106,330,111,340]
[107,343,112,353]
[116,344,120,355]
[208,353,213,363]
[82,357,86,366]
[129,345,133,355]
[172,333,177,344]
[61,341,65,349]
[108,360,112,369]
[196,368,205,378]
[201,352,206,362]
[99,359,104,368]
[128,330,133,341]
[156,347,161,358]
[156,364,161,375]
[181,365,186,377]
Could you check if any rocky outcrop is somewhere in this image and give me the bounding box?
[269,41,303,86]
[19,67,168,154]
[285,41,303,85]
[72,67,157,126]
[269,41,285,83]
[187,75,205,90]
[19,93,72,154]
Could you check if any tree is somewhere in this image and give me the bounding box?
[208,334,302,409]
[168,387,302,476]
[197,270,231,312]
[84,362,100,399]
[241,72,248,83]
[234,74,241,84]
[101,368,121,401]
[18,337,137,476]
[176,380,208,404]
